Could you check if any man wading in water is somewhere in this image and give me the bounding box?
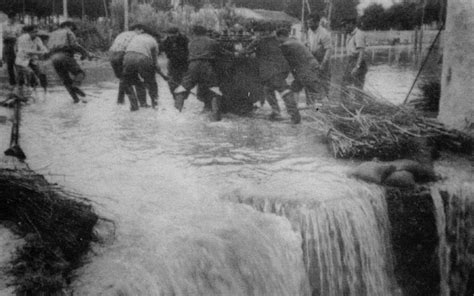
[2,11,23,89]
[160,27,189,102]
[122,27,163,110]
[48,21,91,103]
[173,25,224,121]
[109,24,147,105]
[276,28,323,113]
[240,23,301,124]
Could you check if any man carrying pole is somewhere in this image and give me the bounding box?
[276,27,323,112]
[109,24,146,105]
[160,27,189,102]
[173,25,224,121]
[122,27,162,110]
[240,23,301,124]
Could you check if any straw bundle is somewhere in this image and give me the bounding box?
[0,166,99,295]
[307,88,472,160]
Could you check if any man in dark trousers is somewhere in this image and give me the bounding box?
[242,23,301,124]
[2,11,23,88]
[160,27,189,101]
[122,28,162,111]
[109,24,146,105]
[173,25,223,121]
[48,21,91,103]
[276,28,322,111]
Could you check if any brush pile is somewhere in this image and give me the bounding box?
[307,88,473,160]
[0,164,99,295]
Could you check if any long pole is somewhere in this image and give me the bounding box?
[327,0,333,30]
[103,0,109,18]
[63,0,68,19]
[124,0,129,30]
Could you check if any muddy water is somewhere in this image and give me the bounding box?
[0,63,420,295]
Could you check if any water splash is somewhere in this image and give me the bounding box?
[72,204,310,296]
[224,179,398,296]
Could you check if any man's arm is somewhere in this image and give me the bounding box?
[67,30,90,58]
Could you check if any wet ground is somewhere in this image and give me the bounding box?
[0,58,439,295]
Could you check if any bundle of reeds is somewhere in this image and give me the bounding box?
[307,87,473,160]
[0,165,99,295]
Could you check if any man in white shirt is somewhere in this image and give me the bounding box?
[15,25,48,91]
[109,24,145,105]
[342,18,368,96]
[122,27,161,110]
[306,12,332,104]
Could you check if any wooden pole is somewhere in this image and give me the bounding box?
[124,0,129,30]
[301,0,305,41]
[327,0,333,30]
[63,0,68,19]
[103,0,109,18]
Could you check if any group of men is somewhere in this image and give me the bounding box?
[109,23,224,121]
[2,11,367,124]
[107,12,367,124]
[2,12,91,103]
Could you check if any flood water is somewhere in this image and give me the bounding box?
[0,61,427,295]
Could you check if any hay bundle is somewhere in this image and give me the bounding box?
[0,166,99,295]
[307,88,472,160]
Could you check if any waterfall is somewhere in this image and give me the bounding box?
[431,186,450,296]
[432,178,474,296]
[71,204,311,296]
[225,180,399,296]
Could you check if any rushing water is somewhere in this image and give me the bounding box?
[0,63,424,295]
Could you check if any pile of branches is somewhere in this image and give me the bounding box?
[0,167,99,295]
[307,88,473,160]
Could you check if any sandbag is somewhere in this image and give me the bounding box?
[383,170,416,188]
[388,159,437,183]
[347,161,396,184]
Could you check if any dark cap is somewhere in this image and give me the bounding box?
[275,28,290,37]
[192,25,207,36]
[7,11,16,19]
[22,25,37,33]
[59,20,77,30]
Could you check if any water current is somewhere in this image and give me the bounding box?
[0,63,420,295]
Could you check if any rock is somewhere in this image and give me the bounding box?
[384,170,416,188]
[388,159,437,183]
[348,161,396,184]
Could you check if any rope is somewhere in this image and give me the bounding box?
[403,23,444,105]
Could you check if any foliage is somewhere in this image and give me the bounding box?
[362,0,446,30]
[361,4,389,31]
[330,0,358,30]
[0,0,110,18]
[0,167,100,295]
